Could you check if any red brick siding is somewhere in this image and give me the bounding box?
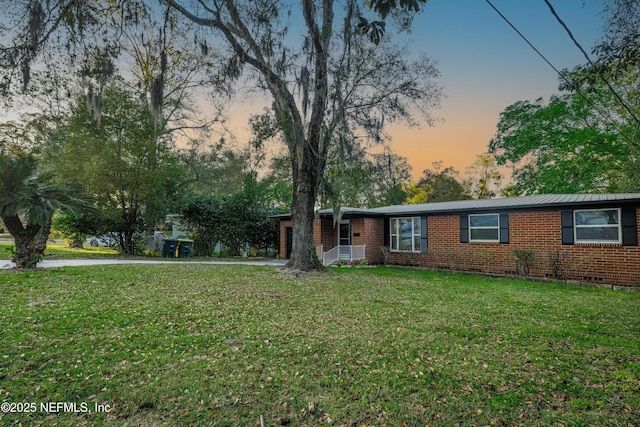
[350,217,384,264]
[313,220,321,247]
[306,209,640,287]
[319,218,337,250]
[388,209,640,287]
[279,219,293,259]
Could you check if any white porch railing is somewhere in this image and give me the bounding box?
[351,244,366,261]
[322,245,339,266]
[318,244,366,266]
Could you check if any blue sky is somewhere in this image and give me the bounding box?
[390,0,606,178]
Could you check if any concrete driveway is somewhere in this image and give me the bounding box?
[1,258,287,269]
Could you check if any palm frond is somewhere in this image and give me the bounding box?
[1,152,93,226]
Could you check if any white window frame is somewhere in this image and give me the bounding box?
[390,217,421,253]
[574,208,621,244]
[469,213,500,243]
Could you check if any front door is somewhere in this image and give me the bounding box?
[339,221,351,259]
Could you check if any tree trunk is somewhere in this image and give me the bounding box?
[280,0,331,272]
[287,194,320,270]
[2,214,51,269]
[286,144,324,271]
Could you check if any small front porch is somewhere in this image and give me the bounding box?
[316,243,367,266]
[316,220,367,266]
[278,209,384,266]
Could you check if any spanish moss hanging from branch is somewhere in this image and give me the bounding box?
[150,50,167,128]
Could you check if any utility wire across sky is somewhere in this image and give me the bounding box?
[543,0,640,128]
[485,0,639,147]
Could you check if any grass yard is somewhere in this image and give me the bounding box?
[39,245,120,259]
[0,242,119,261]
[0,265,639,426]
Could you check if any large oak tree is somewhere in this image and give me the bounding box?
[166,0,441,270]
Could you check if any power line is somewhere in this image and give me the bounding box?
[484,0,639,148]
[543,0,640,128]
[483,0,584,101]
[484,0,565,79]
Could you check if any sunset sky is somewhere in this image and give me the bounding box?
[227,0,607,181]
[391,0,605,179]
[1,0,607,184]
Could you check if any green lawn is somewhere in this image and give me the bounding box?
[0,265,638,426]
[40,244,120,259]
[0,242,120,261]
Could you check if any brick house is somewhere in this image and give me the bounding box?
[278,194,640,287]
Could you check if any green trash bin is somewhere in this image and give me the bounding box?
[162,239,179,258]
[177,239,194,258]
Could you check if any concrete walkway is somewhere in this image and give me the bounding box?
[1,258,287,269]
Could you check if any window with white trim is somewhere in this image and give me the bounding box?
[469,213,500,242]
[574,208,621,243]
[390,217,421,252]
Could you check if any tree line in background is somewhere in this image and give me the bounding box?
[0,0,638,269]
[0,78,292,263]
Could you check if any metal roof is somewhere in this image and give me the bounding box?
[316,207,378,217]
[314,194,640,218]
